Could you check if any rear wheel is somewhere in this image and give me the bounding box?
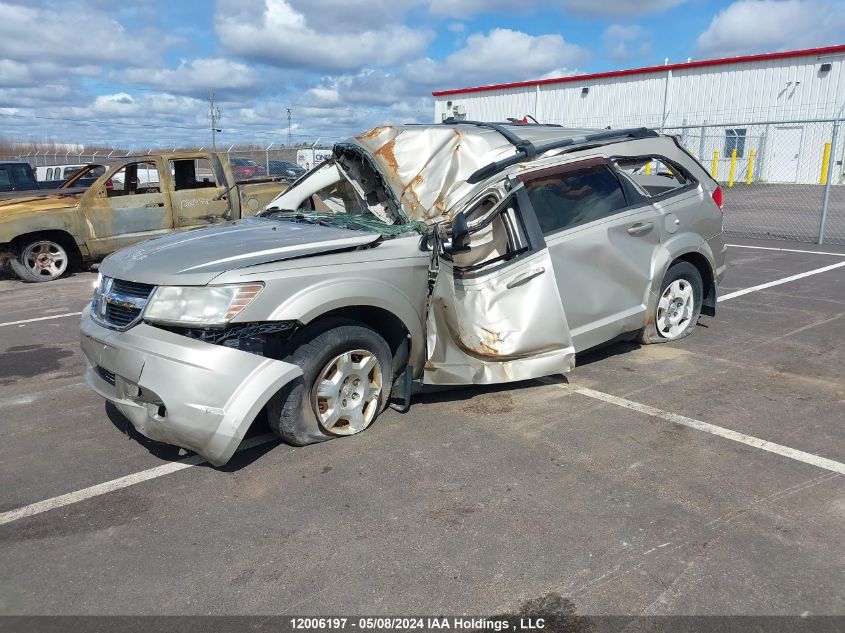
[638,261,703,343]
[11,239,70,282]
[267,319,393,446]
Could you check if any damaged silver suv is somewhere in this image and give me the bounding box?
[81,121,726,465]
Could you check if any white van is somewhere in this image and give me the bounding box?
[36,164,88,182]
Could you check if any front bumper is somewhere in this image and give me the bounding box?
[80,307,301,466]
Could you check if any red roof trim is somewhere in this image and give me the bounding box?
[431,44,845,97]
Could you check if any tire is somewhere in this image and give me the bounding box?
[267,318,393,446]
[638,261,703,344]
[10,238,71,283]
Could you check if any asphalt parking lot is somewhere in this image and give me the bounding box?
[0,238,843,618]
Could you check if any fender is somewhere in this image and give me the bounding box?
[268,276,427,371]
[645,232,716,321]
[0,203,85,251]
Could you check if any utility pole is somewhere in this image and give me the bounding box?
[286,107,292,147]
[209,90,221,150]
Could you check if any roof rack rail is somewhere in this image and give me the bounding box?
[441,118,539,162]
[466,127,659,184]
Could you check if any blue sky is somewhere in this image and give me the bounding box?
[0,0,843,150]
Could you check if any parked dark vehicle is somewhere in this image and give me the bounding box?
[267,160,305,179]
[229,157,267,180]
[0,162,39,193]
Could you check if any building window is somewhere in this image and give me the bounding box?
[725,129,746,158]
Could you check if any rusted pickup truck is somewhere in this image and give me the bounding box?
[0,151,288,282]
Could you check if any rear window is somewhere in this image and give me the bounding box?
[524,163,628,235]
[612,156,691,197]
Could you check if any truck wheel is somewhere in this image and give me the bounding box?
[10,239,70,282]
[267,318,393,446]
[638,261,703,343]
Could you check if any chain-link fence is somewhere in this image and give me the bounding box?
[4,145,333,184]
[662,118,844,245]
[4,120,844,244]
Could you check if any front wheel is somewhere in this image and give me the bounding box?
[638,261,703,343]
[267,319,393,446]
[10,239,70,282]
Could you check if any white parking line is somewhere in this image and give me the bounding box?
[0,434,278,526]
[571,386,845,476]
[718,260,845,302]
[0,311,82,328]
[726,244,845,257]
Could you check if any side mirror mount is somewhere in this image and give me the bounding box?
[444,212,471,254]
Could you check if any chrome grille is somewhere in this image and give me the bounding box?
[110,279,155,298]
[91,276,155,330]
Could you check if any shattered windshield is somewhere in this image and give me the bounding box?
[262,159,426,237]
[261,209,426,237]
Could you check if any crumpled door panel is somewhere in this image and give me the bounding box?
[424,250,575,385]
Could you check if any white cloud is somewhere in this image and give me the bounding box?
[215,0,432,70]
[696,0,845,57]
[0,2,152,66]
[444,28,587,82]
[602,24,651,62]
[123,59,263,95]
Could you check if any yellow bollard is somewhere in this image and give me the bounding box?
[746,148,756,185]
[820,142,831,185]
[728,148,737,187]
[711,150,719,179]
[644,161,652,175]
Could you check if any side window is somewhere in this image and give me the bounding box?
[0,168,11,188]
[170,158,218,191]
[524,163,628,235]
[107,162,161,197]
[47,168,53,180]
[613,156,691,197]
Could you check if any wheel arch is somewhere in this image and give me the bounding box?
[11,229,84,263]
[270,280,425,378]
[302,305,412,380]
[671,251,716,317]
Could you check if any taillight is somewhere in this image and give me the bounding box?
[711,186,723,213]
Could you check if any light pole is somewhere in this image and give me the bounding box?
[209,91,222,150]
[287,107,292,148]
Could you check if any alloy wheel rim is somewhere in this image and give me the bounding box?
[23,241,68,279]
[656,279,694,338]
[313,349,382,435]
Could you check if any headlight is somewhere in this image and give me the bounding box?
[144,283,264,326]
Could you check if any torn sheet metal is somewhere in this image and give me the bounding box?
[349,125,518,224]
[424,250,575,385]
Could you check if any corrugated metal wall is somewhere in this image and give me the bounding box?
[433,51,845,184]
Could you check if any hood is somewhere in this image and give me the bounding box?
[0,192,82,211]
[100,216,381,286]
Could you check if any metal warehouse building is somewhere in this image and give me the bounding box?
[432,45,845,187]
